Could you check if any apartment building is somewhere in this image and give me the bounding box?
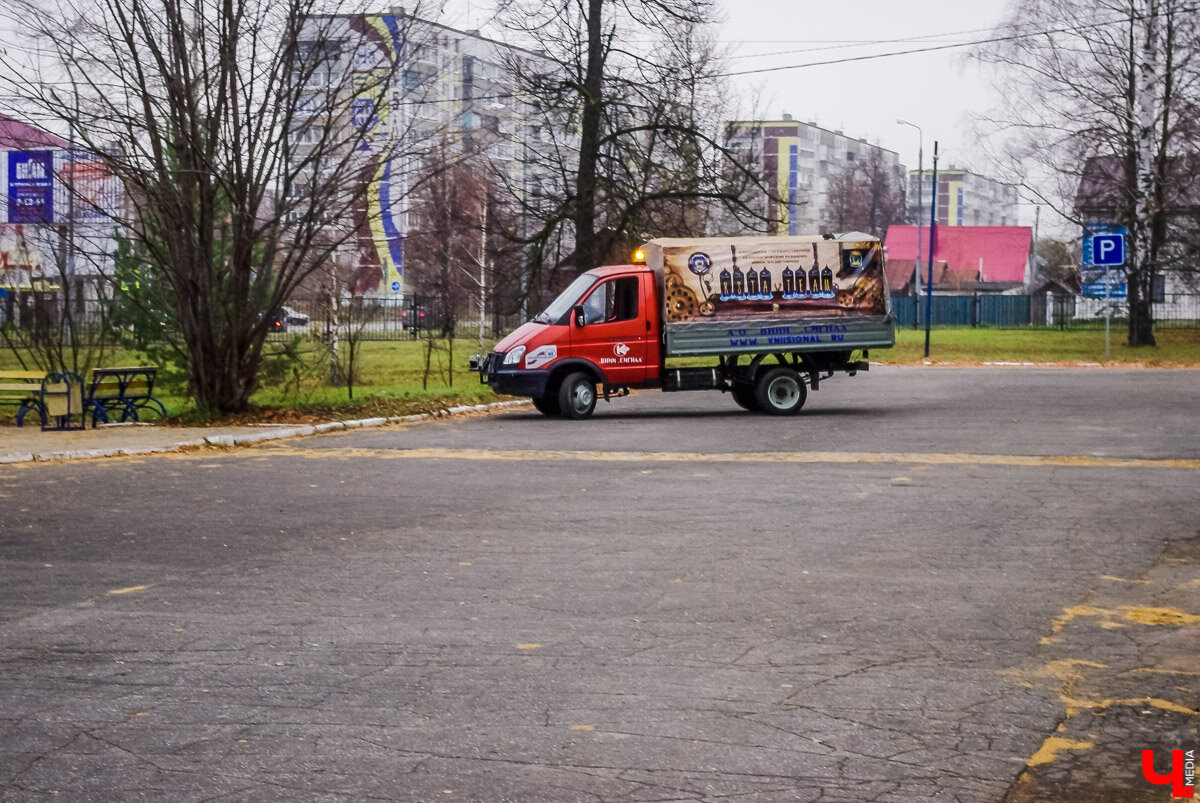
[908,167,1018,227]
[294,11,554,298]
[727,115,905,236]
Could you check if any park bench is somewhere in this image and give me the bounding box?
[86,366,166,423]
[1,370,48,426]
[1,370,88,430]
[4,366,164,429]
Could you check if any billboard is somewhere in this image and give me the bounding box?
[652,236,889,324]
[59,154,120,222]
[346,14,406,295]
[7,151,54,224]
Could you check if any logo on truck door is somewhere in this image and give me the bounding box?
[600,343,642,365]
[525,345,557,369]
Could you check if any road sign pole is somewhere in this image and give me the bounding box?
[1105,271,1111,361]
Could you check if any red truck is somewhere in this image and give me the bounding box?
[476,235,894,419]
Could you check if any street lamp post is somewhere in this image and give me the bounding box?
[925,142,939,358]
[896,119,922,329]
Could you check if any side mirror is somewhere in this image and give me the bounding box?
[573,304,586,328]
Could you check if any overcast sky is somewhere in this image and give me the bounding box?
[6,0,1018,186]
[719,1,1015,171]
[440,0,1013,170]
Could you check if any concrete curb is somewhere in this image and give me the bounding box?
[6,399,532,464]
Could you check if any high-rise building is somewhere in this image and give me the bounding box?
[294,11,556,298]
[726,115,905,236]
[908,167,1018,227]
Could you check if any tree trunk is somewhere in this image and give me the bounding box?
[573,0,605,272]
[1129,0,1159,347]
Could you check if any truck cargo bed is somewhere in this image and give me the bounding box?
[642,234,896,359]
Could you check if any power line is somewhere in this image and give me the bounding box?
[724,23,1007,61]
[716,6,1198,78]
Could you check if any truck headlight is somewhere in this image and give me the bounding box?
[502,345,526,366]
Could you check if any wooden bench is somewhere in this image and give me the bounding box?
[1,370,89,430]
[87,366,165,422]
[3,366,164,428]
[0,370,48,426]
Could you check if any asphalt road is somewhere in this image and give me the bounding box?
[1,366,1197,802]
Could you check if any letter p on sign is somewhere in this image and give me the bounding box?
[1093,234,1125,266]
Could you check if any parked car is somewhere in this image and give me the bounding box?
[264,306,310,333]
[281,306,310,327]
[401,306,430,335]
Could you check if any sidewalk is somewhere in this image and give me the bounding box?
[0,400,530,464]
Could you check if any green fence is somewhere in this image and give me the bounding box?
[893,293,1200,330]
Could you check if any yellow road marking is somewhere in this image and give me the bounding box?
[107,585,148,596]
[1062,695,1199,717]
[258,446,1200,470]
[1042,604,1200,644]
[1027,735,1094,767]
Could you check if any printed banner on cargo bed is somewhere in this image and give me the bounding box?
[660,238,887,323]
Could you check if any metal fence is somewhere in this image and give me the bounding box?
[892,293,1200,330]
[5,288,1197,343]
[267,296,522,341]
[0,292,518,344]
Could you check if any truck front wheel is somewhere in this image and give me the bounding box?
[558,372,597,420]
[754,367,807,415]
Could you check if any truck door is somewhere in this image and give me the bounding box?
[571,274,654,385]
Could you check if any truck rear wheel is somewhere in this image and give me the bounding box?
[532,394,560,416]
[558,372,597,420]
[754,367,807,415]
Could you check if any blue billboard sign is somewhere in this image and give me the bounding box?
[7,151,55,224]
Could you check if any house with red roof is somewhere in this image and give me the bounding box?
[0,113,68,150]
[883,225,1033,296]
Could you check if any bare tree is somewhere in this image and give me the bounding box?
[825,149,906,237]
[493,0,767,298]
[0,0,416,414]
[405,141,492,341]
[975,0,1200,346]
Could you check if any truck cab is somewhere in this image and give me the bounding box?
[480,264,661,418]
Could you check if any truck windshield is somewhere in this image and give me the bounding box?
[531,272,598,324]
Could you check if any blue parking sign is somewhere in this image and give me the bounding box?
[1092,234,1125,266]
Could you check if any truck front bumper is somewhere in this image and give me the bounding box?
[479,353,551,398]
